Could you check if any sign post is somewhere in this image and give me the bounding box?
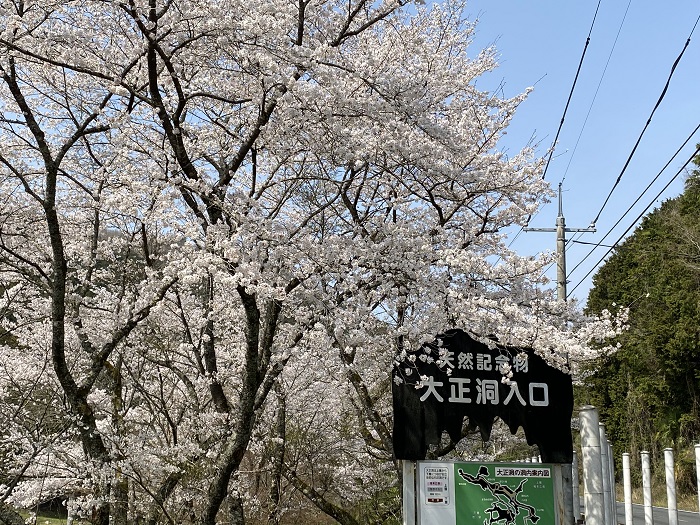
[403,460,416,525]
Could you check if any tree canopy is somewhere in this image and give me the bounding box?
[0,0,622,523]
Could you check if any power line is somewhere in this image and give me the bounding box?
[559,0,632,186]
[568,143,700,296]
[567,121,700,280]
[539,0,602,184]
[509,0,602,250]
[571,240,615,248]
[590,13,700,226]
[546,0,633,264]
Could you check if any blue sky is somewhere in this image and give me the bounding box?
[464,1,700,304]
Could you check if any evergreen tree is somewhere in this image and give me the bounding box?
[585,150,700,464]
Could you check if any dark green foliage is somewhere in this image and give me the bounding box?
[584,151,700,466]
[352,486,401,525]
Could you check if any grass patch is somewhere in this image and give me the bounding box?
[19,511,90,525]
[615,483,700,512]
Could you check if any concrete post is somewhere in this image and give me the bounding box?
[599,424,611,525]
[622,453,633,525]
[641,451,653,525]
[556,189,567,301]
[562,463,575,525]
[556,463,575,525]
[580,406,604,525]
[664,448,678,525]
[608,441,616,525]
[524,184,596,300]
[572,450,581,523]
[696,444,700,514]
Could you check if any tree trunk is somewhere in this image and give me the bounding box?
[229,492,245,525]
[198,287,272,525]
[281,465,360,525]
[267,386,286,525]
[111,475,129,525]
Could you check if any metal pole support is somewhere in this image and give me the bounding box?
[402,460,416,525]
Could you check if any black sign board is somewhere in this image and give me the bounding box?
[392,329,573,463]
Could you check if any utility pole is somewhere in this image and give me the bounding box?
[525,184,596,525]
[524,183,596,301]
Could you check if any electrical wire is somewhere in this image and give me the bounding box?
[559,0,632,186]
[540,0,602,183]
[590,13,700,226]
[568,142,700,296]
[508,0,602,249]
[571,240,614,248]
[539,121,700,295]
[567,121,700,280]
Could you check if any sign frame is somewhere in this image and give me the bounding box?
[415,460,568,525]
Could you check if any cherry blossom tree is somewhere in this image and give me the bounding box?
[0,0,625,523]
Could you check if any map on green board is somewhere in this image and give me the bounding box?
[454,463,555,525]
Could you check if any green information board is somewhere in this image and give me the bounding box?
[454,463,555,525]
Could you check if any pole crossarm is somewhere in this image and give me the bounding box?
[523,227,597,233]
[521,184,596,301]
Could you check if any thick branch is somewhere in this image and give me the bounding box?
[79,276,179,395]
[282,464,360,525]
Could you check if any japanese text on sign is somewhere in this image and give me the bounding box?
[418,376,550,407]
[424,467,450,505]
[494,467,552,478]
[454,351,528,373]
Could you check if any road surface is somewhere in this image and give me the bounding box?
[579,502,700,525]
[616,502,699,525]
